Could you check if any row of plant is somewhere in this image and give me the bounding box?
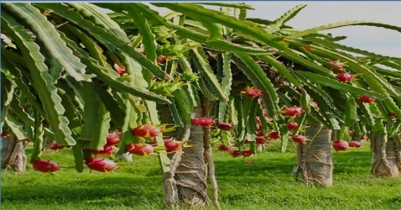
[2,2,400,208]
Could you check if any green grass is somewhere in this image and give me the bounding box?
[2,141,400,210]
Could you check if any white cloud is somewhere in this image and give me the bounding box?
[247,2,401,27]
[246,2,401,57]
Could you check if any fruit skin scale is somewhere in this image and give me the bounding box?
[131,125,162,138]
[255,136,268,144]
[50,142,65,150]
[106,132,121,146]
[337,73,354,82]
[230,150,241,157]
[89,145,114,155]
[191,117,214,127]
[218,145,232,151]
[348,141,362,148]
[359,95,375,103]
[163,139,182,152]
[85,157,118,172]
[329,60,344,70]
[287,122,298,131]
[126,143,154,156]
[217,122,234,131]
[32,160,60,173]
[241,87,262,98]
[282,106,303,117]
[241,150,254,157]
[268,131,281,140]
[332,140,349,151]
[292,135,306,144]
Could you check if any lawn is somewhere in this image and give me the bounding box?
[1,141,400,210]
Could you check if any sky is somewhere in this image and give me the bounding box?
[246,2,401,57]
[145,1,401,57]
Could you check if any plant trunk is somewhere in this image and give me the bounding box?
[370,133,401,178]
[174,106,209,207]
[160,105,209,208]
[295,123,333,187]
[1,134,27,174]
[202,97,221,210]
[42,137,53,151]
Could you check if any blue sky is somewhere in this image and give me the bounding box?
[146,1,401,57]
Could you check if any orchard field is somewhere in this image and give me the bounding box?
[2,142,400,210]
[2,2,401,210]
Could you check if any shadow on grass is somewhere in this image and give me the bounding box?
[71,176,162,186]
[333,150,371,162]
[213,150,372,178]
[333,150,371,174]
[386,196,401,209]
[213,156,296,178]
[1,177,164,207]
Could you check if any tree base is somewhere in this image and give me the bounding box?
[1,135,27,174]
[160,105,210,208]
[371,135,401,178]
[295,124,333,187]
